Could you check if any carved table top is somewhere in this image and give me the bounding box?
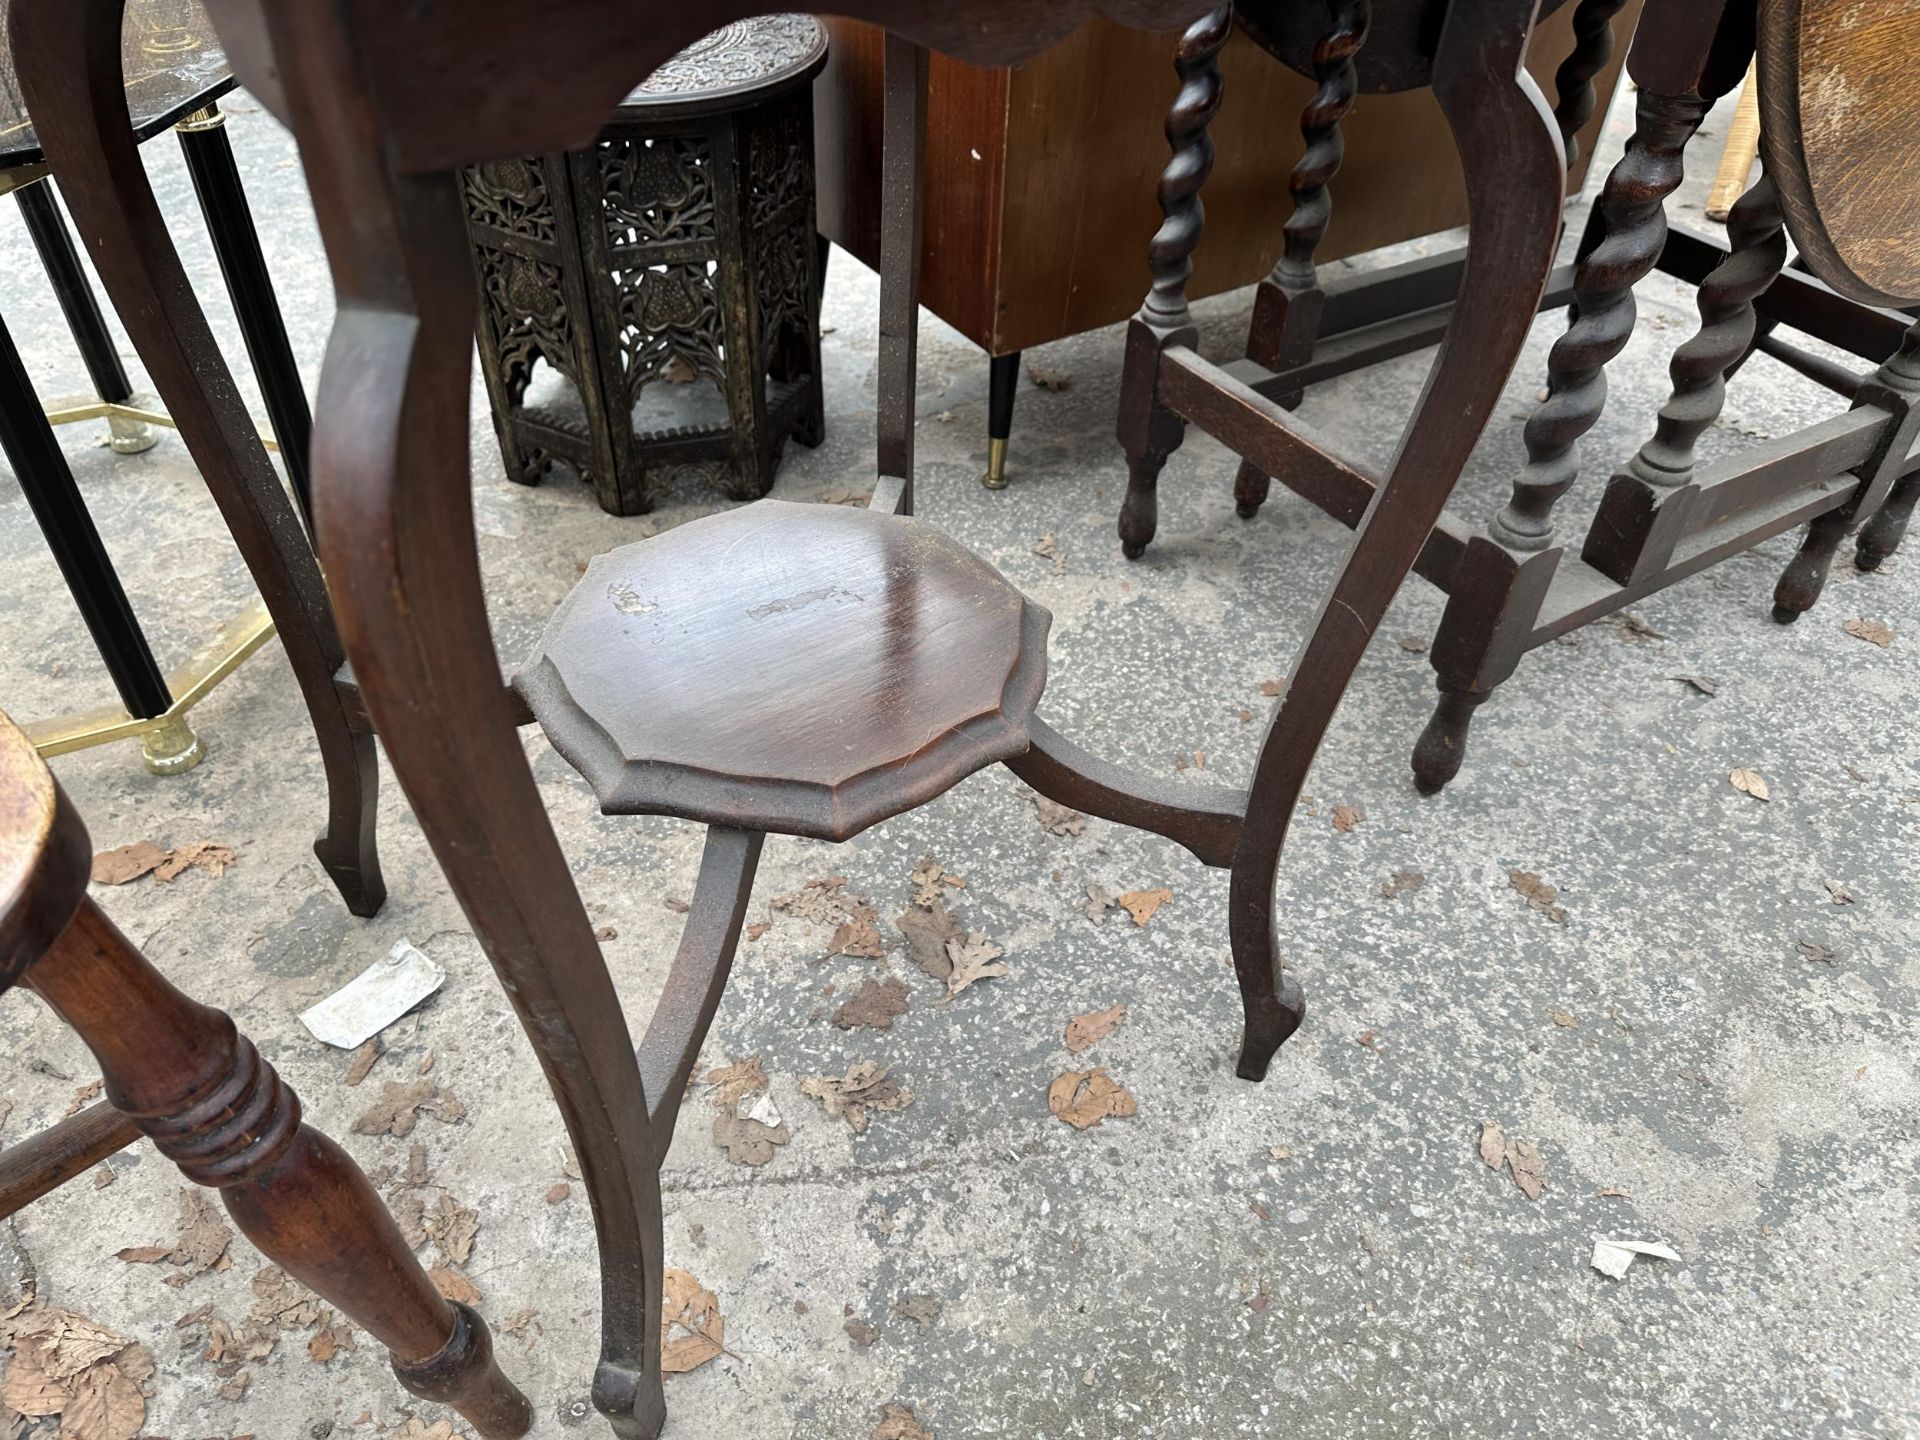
[613,14,829,120]
[0,0,232,171]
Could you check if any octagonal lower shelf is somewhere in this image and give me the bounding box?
[514,499,1051,841]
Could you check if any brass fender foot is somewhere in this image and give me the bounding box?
[140,714,205,775]
[981,436,1009,491]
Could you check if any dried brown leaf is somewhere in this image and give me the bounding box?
[710,1111,791,1167]
[1478,1121,1546,1199]
[1844,617,1894,647]
[773,877,852,925]
[172,1188,232,1276]
[894,1294,941,1329]
[1508,870,1567,925]
[1507,1140,1547,1200]
[833,976,911,1031]
[1797,938,1838,965]
[1730,767,1771,802]
[802,1062,913,1134]
[942,934,1008,999]
[908,856,963,908]
[1028,366,1072,392]
[61,1359,144,1440]
[826,910,886,959]
[1380,870,1425,899]
[1078,885,1116,925]
[428,1265,481,1306]
[873,1402,935,1440]
[704,1057,769,1108]
[897,900,962,982]
[545,1182,572,1205]
[424,1194,479,1266]
[88,841,167,886]
[660,1268,725,1375]
[1025,791,1086,836]
[1826,878,1855,905]
[1477,1120,1507,1171]
[843,1316,878,1347]
[1047,1068,1137,1130]
[1116,888,1172,927]
[1330,804,1363,833]
[62,1079,102,1117]
[153,840,236,882]
[1064,1003,1127,1055]
[343,1039,383,1087]
[351,1079,463,1138]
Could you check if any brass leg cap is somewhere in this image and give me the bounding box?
[980,437,1009,491]
[107,413,159,455]
[141,714,205,775]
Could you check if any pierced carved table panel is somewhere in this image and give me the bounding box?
[463,15,829,516]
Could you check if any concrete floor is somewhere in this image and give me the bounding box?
[1,64,1916,1440]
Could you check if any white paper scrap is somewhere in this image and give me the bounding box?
[1591,1237,1681,1280]
[299,938,446,1049]
[744,1090,785,1129]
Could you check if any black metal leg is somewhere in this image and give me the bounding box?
[15,179,157,455]
[175,103,315,531]
[981,350,1020,491]
[0,307,173,724]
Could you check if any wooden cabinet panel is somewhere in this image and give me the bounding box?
[816,5,1641,354]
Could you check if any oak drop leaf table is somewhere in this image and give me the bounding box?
[1121,0,1920,794]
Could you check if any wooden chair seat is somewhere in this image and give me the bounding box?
[0,701,88,991]
[514,499,1051,841]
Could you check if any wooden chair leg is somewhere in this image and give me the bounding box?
[24,899,530,1437]
[1118,5,1228,560]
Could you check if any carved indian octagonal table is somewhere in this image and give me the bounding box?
[462,15,829,516]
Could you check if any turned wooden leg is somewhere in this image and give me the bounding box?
[1409,536,1560,794]
[26,900,531,1437]
[1117,6,1227,560]
[1490,85,1707,551]
[1233,459,1273,520]
[1411,685,1492,794]
[1857,471,1920,571]
[1119,404,1182,559]
[1776,322,1920,617]
[1550,0,1632,173]
[1240,0,1367,423]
